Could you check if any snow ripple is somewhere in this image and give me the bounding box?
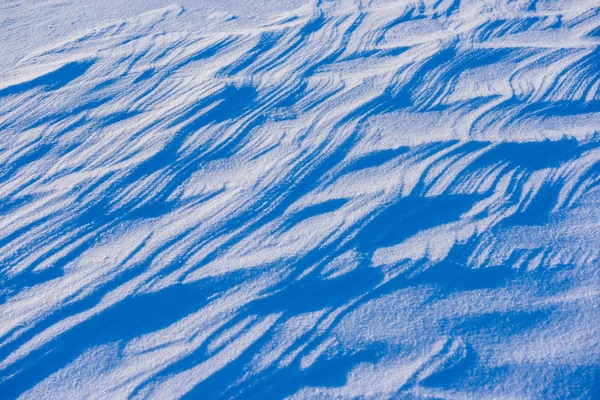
[0,0,599,398]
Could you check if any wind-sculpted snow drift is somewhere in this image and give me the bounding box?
[0,0,599,398]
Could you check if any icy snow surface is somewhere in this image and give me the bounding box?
[1,0,599,398]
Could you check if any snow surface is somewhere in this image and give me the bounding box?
[0,0,599,398]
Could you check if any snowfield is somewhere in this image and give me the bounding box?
[0,0,599,398]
